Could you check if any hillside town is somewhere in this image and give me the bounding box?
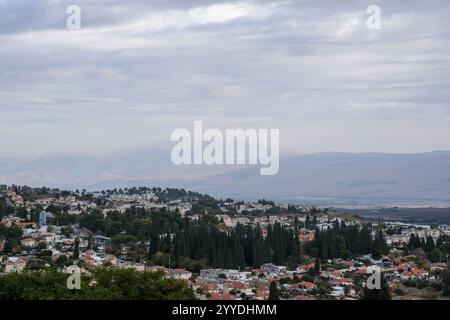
[1,184,450,300]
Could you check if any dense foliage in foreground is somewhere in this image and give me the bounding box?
[0,268,194,300]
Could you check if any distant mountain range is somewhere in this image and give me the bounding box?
[1,150,450,207]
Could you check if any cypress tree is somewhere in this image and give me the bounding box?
[73,237,80,260]
[268,281,280,300]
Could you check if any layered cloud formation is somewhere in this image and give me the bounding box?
[1,0,450,157]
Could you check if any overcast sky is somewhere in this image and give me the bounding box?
[1,0,449,158]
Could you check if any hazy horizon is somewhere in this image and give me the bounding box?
[2,141,450,160]
[1,150,450,208]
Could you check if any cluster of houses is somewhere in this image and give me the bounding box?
[103,194,192,216]
[1,185,450,300]
[184,254,447,300]
[3,190,24,207]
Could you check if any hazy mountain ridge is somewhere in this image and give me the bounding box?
[1,150,450,206]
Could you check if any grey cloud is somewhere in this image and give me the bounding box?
[0,0,449,157]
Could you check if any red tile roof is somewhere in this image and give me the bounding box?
[300,281,317,288]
